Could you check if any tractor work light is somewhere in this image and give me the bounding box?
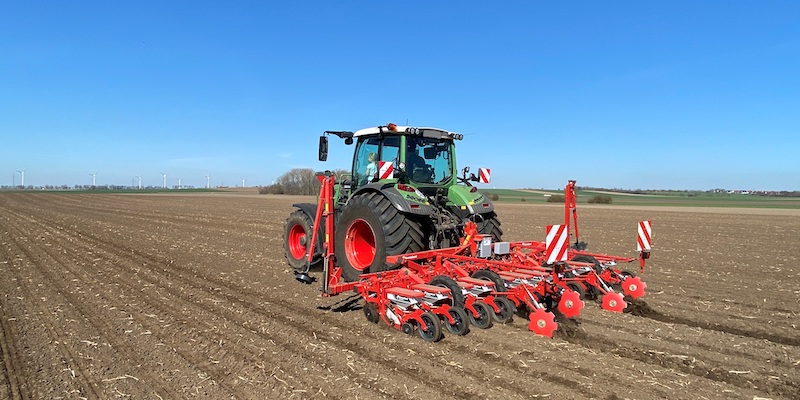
[448,132,464,140]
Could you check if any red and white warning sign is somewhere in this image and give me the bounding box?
[379,161,394,180]
[637,220,652,251]
[545,224,568,264]
[478,168,490,184]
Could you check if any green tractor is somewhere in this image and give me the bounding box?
[284,123,502,282]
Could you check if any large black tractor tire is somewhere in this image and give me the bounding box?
[476,211,503,241]
[284,210,320,271]
[335,193,425,282]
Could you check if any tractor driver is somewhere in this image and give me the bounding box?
[365,152,378,183]
[406,138,433,183]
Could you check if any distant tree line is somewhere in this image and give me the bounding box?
[258,168,348,195]
[571,186,800,198]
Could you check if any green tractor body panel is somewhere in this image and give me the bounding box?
[446,185,492,212]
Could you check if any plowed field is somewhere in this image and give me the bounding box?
[1,192,798,399]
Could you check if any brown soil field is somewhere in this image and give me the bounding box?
[1,192,798,399]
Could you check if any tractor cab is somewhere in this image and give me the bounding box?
[348,124,459,190]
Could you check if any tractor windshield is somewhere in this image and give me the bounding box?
[405,136,453,184]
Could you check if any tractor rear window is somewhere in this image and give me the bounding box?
[406,137,452,184]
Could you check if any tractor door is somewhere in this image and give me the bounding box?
[352,137,380,187]
[352,136,401,188]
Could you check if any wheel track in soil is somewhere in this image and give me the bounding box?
[3,206,554,399]
[624,298,800,347]
[454,314,799,399]
[0,231,103,399]
[560,300,800,398]
[0,213,183,399]
[561,330,800,399]
[0,290,29,400]
[579,313,800,398]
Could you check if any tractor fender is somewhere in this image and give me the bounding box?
[447,185,495,215]
[350,185,433,216]
[291,203,325,257]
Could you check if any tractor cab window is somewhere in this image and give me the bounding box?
[353,138,380,186]
[405,137,452,184]
[354,136,402,186]
[380,136,400,169]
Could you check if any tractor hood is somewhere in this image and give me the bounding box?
[448,185,495,215]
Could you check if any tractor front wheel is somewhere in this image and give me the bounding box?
[335,193,424,282]
[283,210,319,270]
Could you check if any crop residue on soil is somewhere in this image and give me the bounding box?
[0,192,798,399]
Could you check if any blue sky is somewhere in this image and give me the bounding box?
[1,1,798,190]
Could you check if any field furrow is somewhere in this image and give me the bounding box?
[0,192,797,399]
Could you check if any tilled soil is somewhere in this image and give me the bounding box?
[0,192,798,399]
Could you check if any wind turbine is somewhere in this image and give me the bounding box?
[204,175,210,189]
[241,177,246,188]
[89,172,97,186]
[176,177,182,189]
[135,175,142,190]
[160,172,167,189]
[15,169,26,188]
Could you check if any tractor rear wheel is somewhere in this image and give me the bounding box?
[284,210,320,270]
[476,212,503,241]
[335,193,424,282]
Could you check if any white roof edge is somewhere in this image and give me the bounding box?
[352,125,455,137]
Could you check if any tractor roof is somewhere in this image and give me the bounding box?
[352,125,464,140]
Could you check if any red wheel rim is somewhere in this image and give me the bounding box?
[287,224,307,260]
[345,219,376,270]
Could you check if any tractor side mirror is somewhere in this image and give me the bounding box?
[318,135,328,161]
